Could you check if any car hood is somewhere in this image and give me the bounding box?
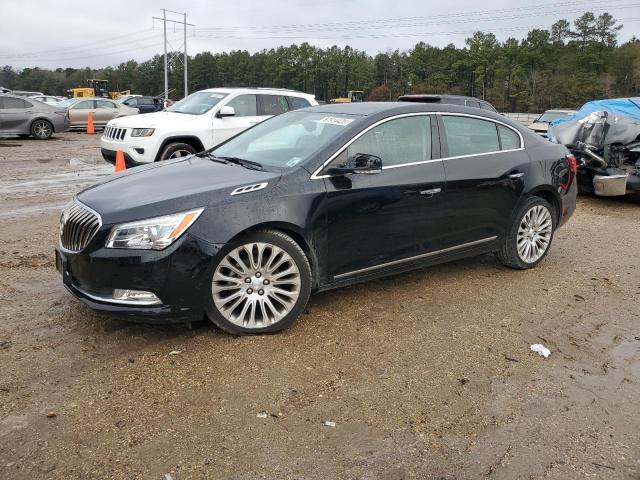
[529,122,549,131]
[108,111,200,128]
[76,156,281,225]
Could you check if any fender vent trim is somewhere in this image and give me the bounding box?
[230,182,268,196]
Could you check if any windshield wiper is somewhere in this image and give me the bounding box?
[197,152,263,171]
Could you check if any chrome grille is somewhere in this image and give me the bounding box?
[59,202,102,252]
[103,126,127,140]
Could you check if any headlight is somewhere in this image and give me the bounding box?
[131,128,155,137]
[106,208,203,250]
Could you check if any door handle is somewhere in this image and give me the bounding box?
[508,172,525,179]
[420,187,442,197]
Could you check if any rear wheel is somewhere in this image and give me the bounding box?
[159,142,197,160]
[498,196,555,269]
[30,119,53,139]
[206,230,312,335]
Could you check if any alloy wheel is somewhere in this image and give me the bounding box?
[33,120,52,139]
[516,205,552,263]
[211,242,302,328]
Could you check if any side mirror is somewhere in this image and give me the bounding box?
[216,106,236,118]
[327,153,382,175]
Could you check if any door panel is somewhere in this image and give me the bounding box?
[321,114,447,279]
[437,114,528,245]
[0,97,30,133]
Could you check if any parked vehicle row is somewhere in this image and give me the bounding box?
[58,101,577,333]
[100,87,318,164]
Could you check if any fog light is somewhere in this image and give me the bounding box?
[112,289,161,305]
[134,147,144,154]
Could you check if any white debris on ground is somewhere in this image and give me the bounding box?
[530,344,551,358]
[323,420,336,427]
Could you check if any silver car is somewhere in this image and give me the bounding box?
[0,94,70,139]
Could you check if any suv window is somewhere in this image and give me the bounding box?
[139,97,154,106]
[498,125,521,150]
[73,100,94,109]
[226,94,258,117]
[1,97,27,109]
[345,116,432,167]
[97,100,116,109]
[442,116,500,157]
[124,98,137,106]
[465,100,481,108]
[260,95,289,116]
[288,96,311,110]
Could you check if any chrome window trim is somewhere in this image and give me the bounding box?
[333,236,498,280]
[310,112,524,180]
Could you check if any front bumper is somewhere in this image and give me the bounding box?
[56,233,224,323]
[100,135,157,164]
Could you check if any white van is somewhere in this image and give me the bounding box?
[100,87,318,165]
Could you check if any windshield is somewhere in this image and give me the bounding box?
[212,111,361,169]
[538,111,573,123]
[167,91,228,115]
[57,99,76,108]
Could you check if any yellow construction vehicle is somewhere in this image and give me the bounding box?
[70,80,131,99]
[330,90,365,103]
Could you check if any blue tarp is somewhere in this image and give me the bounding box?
[550,98,640,128]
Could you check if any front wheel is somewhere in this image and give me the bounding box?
[31,119,53,139]
[498,196,556,269]
[206,230,312,335]
[159,142,197,160]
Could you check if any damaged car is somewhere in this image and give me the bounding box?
[547,97,640,196]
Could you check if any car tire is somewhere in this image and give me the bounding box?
[498,196,556,270]
[159,142,197,160]
[205,230,312,335]
[30,119,53,140]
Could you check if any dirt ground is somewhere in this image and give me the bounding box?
[0,132,638,480]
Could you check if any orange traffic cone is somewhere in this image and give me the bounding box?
[115,149,126,172]
[86,112,95,134]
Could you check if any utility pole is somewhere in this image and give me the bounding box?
[152,9,194,101]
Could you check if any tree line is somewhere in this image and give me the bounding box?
[1,12,638,112]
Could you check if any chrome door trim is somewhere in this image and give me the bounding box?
[310,112,525,180]
[333,236,498,280]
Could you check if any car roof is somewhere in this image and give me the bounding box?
[200,87,315,97]
[301,101,501,117]
[398,94,487,101]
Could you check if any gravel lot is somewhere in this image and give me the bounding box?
[0,132,639,479]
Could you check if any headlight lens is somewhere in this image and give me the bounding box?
[131,128,155,137]
[106,208,203,250]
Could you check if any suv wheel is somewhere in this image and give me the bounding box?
[31,119,53,140]
[498,196,556,269]
[206,230,312,335]
[159,142,197,160]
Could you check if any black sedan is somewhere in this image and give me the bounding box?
[56,102,577,334]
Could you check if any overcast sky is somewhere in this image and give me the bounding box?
[1,0,638,69]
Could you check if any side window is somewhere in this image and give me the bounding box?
[124,98,137,106]
[226,94,258,117]
[2,97,26,109]
[465,100,481,109]
[288,96,311,110]
[498,125,521,150]
[73,100,94,110]
[23,100,33,108]
[442,116,500,157]
[345,116,432,167]
[139,98,154,106]
[260,95,289,116]
[97,100,115,109]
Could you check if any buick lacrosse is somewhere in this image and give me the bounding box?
[56,102,577,334]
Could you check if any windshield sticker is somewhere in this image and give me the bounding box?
[319,116,354,126]
[286,157,303,167]
[209,93,225,98]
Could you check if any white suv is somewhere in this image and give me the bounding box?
[100,87,318,165]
